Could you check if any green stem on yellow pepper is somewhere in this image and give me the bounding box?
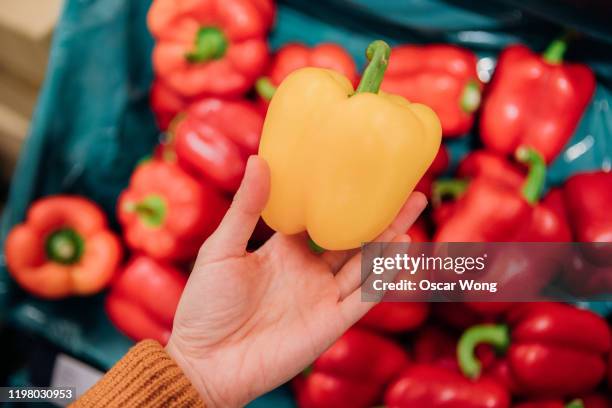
[356,40,391,94]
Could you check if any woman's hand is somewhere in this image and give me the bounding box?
[166,156,427,407]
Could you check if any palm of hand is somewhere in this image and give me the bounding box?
[165,157,426,407]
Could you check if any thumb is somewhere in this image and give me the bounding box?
[200,156,270,260]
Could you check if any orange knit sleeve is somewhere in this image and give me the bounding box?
[70,340,204,407]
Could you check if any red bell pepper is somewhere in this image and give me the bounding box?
[357,302,428,333]
[435,147,570,242]
[147,0,274,99]
[167,98,264,192]
[150,80,188,131]
[293,327,408,408]
[562,171,612,264]
[431,150,521,226]
[255,43,358,108]
[384,364,510,408]
[117,160,229,261]
[381,44,482,137]
[5,196,122,299]
[480,38,596,163]
[105,256,187,345]
[458,302,611,398]
[434,147,545,242]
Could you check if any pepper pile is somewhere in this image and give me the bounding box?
[3,0,611,402]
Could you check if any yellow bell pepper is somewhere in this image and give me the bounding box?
[259,40,442,250]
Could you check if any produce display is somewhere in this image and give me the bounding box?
[1,0,611,407]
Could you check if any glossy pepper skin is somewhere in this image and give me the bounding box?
[433,148,544,242]
[526,188,573,242]
[170,98,264,192]
[259,41,441,250]
[480,39,596,163]
[5,196,122,299]
[117,160,229,262]
[384,364,510,408]
[445,152,572,242]
[147,0,274,99]
[458,302,611,398]
[255,43,358,109]
[105,256,186,345]
[563,171,612,264]
[431,151,522,225]
[434,147,569,242]
[381,44,482,137]
[293,327,409,408]
[358,302,428,333]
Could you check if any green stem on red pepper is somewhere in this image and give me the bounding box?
[457,324,511,379]
[186,27,228,63]
[355,40,391,94]
[432,179,469,206]
[542,38,567,65]
[45,228,85,264]
[125,194,167,228]
[515,146,546,205]
[460,80,482,113]
[255,77,277,101]
[565,399,584,408]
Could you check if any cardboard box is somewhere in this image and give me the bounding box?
[0,0,62,181]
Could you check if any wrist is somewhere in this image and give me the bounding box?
[165,336,221,408]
